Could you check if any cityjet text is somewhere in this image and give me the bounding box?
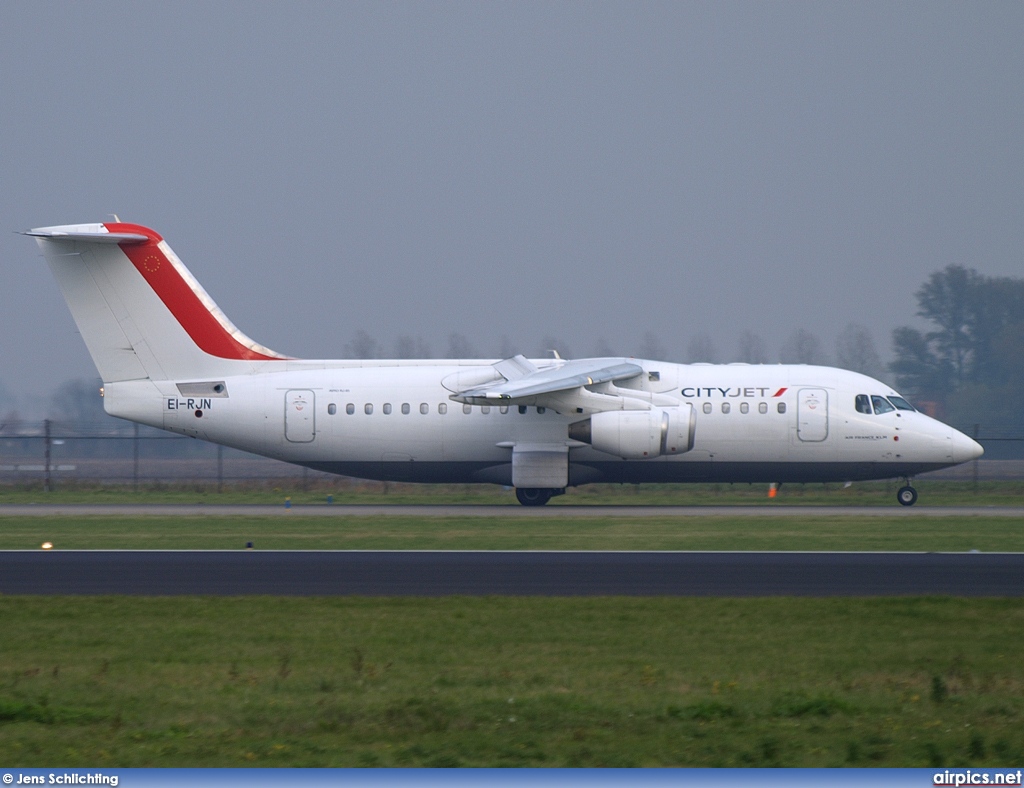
[681,387,785,398]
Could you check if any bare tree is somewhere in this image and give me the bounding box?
[687,333,718,363]
[736,330,769,364]
[345,330,380,359]
[638,331,667,361]
[48,378,109,426]
[497,336,518,359]
[0,378,13,413]
[447,333,478,358]
[836,323,883,379]
[0,383,18,433]
[780,328,827,365]
[0,409,24,436]
[394,335,432,359]
[590,337,616,357]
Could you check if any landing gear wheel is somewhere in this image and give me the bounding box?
[516,488,554,507]
[897,485,918,507]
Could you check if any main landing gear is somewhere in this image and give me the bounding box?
[515,488,563,506]
[896,483,918,507]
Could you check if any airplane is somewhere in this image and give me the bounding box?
[25,221,983,506]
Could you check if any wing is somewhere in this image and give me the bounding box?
[451,355,649,414]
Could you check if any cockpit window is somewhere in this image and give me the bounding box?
[855,394,872,414]
[871,395,895,415]
[888,396,915,411]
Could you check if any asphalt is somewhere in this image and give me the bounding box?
[1,504,1022,517]
[1,550,1021,596]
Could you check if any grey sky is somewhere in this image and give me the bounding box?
[2,2,1022,415]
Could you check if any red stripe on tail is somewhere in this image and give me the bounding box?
[107,223,283,361]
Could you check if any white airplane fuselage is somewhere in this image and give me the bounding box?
[26,221,983,504]
[105,359,978,487]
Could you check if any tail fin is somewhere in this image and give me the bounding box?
[26,222,288,383]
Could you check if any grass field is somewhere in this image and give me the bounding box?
[1,487,1019,768]
[1,479,1021,506]
[1,597,1022,767]
[0,514,1021,552]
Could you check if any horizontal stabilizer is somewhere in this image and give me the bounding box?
[23,224,150,244]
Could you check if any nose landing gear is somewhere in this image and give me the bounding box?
[896,483,918,507]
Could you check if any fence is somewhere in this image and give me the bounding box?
[0,420,337,490]
[1,420,1022,489]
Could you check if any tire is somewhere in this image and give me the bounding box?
[516,488,554,506]
[897,486,918,507]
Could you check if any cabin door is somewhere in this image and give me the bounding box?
[796,388,828,442]
[285,390,316,443]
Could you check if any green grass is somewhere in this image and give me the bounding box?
[1,479,1021,506]
[1,485,1018,767]
[0,597,1021,766]
[1,514,1022,551]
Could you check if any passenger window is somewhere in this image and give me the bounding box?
[721,402,731,414]
[463,403,472,415]
[500,406,509,414]
[519,405,527,414]
[702,403,712,414]
[364,403,373,415]
[888,396,915,411]
[328,403,337,416]
[383,403,392,415]
[438,403,447,415]
[777,402,786,414]
[401,403,410,415]
[855,394,872,414]
[420,403,428,415]
[346,403,355,415]
[537,407,546,414]
[482,406,490,414]
[758,402,768,414]
[871,395,895,415]
[740,402,749,414]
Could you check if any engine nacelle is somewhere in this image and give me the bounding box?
[569,405,696,459]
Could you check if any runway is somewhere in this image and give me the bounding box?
[1,550,1021,596]
[2,504,1022,517]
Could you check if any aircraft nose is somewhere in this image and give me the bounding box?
[949,428,984,464]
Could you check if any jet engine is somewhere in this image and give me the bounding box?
[568,405,695,459]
